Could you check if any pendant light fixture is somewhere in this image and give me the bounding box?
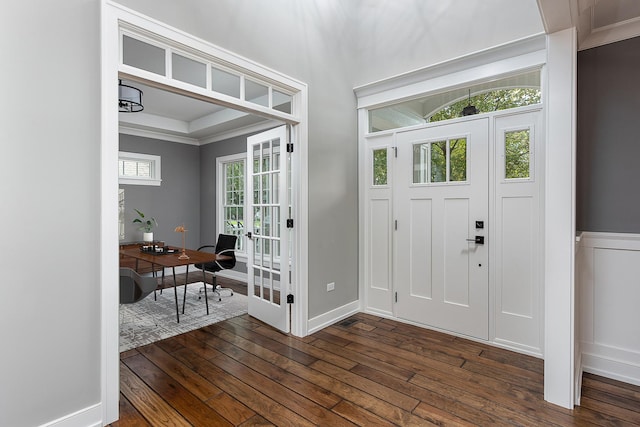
[461,89,478,116]
[118,79,144,113]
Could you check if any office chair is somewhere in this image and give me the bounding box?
[194,234,237,301]
[119,267,158,326]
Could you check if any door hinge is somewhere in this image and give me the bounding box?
[395,292,398,303]
[286,218,294,228]
[395,220,398,230]
[287,142,294,153]
[287,294,294,304]
[394,146,398,158]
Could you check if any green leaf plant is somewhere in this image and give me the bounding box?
[132,208,158,232]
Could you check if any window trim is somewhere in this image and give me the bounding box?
[216,152,248,262]
[118,151,162,186]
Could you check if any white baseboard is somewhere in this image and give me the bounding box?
[575,352,583,405]
[581,350,640,387]
[307,300,360,334]
[39,403,102,427]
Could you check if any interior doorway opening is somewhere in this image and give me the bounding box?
[102,3,309,423]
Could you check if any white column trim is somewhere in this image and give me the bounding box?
[543,27,577,409]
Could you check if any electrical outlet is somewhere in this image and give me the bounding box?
[327,282,335,292]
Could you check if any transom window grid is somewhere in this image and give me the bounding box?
[118,151,161,186]
[367,69,542,133]
[412,137,467,184]
[121,31,294,116]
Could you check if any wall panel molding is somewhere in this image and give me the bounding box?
[578,231,640,387]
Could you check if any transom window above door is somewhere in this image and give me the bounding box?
[368,69,541,133]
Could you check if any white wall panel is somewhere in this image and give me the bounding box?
[409,199,433,298]
[500,196,534,317]
[444,198,470,306]
[370,199,391,292]
[409,198,432,298]
[579,232,640,386]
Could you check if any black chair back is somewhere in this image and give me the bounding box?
[214,234,237,270]
[195,234,238,272]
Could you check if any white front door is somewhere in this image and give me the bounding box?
[246,126,290,333]
[394,119,489,339]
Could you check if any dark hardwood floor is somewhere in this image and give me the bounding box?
[111,278,640,426]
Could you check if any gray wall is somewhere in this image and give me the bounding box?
[0,2,101,426]
[577,36,640,232]
[120,134,201,248]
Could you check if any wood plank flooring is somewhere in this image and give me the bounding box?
[111,283,640,426]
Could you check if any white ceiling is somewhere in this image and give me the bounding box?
[119,0,640,144]
[118,79,278,145]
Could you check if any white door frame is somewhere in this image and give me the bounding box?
[100,1,309,423]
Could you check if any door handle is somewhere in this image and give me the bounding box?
[246,232,252,239]
[466,236,485,245]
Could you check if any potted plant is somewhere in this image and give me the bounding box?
[132,208,157,242]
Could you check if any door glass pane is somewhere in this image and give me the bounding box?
[262,206,271,237]
[172,53,206,88]
[122,35,166,76]
[505,129,530,179]
[212,67,241,98]
[253,207,261,236]
[262,174,270,204]
[412,144,428,184]
[449,138,467,182]
[431,141,447,183]
[373,148,388,185]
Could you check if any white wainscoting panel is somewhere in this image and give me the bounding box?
[368,197,393,314]
[579,232,640,386]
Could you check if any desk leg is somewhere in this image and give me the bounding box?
[152,263,157,301]
[172,266,180,323]
[182,265,189,314]
[202,269,209,315]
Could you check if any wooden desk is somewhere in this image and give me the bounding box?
[119,246,224,322]
[119,242,163,274]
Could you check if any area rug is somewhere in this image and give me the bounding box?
[119,281,247,352]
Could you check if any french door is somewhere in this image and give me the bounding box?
[394,119,489,339]
[246,126,290,333]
